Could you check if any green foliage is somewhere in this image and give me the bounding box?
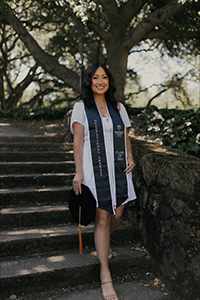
[126,105,200,158]
[150,0,200,57]
[0,106,70,120]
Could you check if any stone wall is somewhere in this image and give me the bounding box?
[125,138,200,300]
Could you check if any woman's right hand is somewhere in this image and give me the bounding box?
[73,172,84,195]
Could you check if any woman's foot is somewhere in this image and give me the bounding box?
[101,270,118,300]
[101,281,118,300]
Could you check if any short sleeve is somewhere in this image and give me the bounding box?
[70,100,85,134]
[119,103,131,128]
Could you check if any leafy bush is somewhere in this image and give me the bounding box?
[126,105,200,158]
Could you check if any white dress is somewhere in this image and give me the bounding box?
[70,100,136,214]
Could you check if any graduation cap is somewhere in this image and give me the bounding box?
[69,184,96,254]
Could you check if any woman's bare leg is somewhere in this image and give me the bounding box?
[94,208,117,298]
[110,204,125,234]
[109,205,125,258]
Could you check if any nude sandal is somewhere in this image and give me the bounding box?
[101,280,119,300]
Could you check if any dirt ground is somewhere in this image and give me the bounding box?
[0,118,66,137]
[0,117,148,140]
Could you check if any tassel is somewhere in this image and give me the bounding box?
[78,206,83,254]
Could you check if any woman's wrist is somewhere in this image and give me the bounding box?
[75,170,83,175]
[127,153,133,160]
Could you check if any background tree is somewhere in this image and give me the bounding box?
[0,23,38,109]
[0,0,199,109]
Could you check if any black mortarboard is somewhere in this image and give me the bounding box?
[69,184,96,226]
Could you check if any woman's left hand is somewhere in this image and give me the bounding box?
[124,156,136,174]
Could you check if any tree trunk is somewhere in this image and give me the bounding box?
[0,75,6,110]
[0,72,6,110]
[107,45,128,103]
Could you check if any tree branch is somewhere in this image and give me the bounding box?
[94,0,118,20]
[20,88,55,108]
[146,71,190,106]
[120,0,146,28]
[127,83,161,97]
[125,0,191,50]
[147,87,169,106]
[129,45,158,54]
[50,95,80,107]
[87,20,112,43]
[94,0,146,39]
[8,35,19,52]
[144,29,165,40]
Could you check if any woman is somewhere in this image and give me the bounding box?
[70,63,136,300]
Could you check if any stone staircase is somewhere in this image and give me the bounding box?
[0,134,167,299]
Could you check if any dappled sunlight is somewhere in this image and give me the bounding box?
[0,226,80,243]
[130,136,180,156]
[1,252,96,277]
[1,261,50,276]
[2,205,68,215]
[17,265,52,275]
[32,265,51,273]
[6,228,45,236]
[46,124,62,129]
[0,186,70,193]
[85,224,94,229]
[4,227,68,236]
[47,255,66,263]
[147,144,179,156]
[0,123,12,126]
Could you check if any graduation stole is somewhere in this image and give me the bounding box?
[84,98,128,214]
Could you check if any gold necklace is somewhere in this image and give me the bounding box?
[96,102,106,109]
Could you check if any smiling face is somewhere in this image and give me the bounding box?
[91,67,109,96]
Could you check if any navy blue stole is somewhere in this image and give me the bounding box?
[84,99,128,214]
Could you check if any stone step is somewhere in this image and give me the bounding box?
[0,173,74,189]
[0,186,71,207]
[24,279,170,300]
[0,161,75,175]
[0,136,65,143]
[0,223,133,258]
[0,151,74,162]
[0,225,94,258]
[0,142,73,152]
[0,205,73,229]
[0,245,151,298]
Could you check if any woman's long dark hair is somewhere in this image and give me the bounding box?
[82,63,118,110]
